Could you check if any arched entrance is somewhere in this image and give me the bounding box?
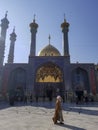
[72,67,89,92]
[8,68,26,101]
[71,67,89,103]
[35,62,64,99]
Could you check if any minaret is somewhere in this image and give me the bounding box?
[29,15,38,57]
[7,27,17,63]
[61,15,70,58]
[0,11,9,67]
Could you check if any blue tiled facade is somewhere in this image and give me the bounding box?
[0,14,97,101]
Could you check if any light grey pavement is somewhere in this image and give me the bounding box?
[0,101,98,130]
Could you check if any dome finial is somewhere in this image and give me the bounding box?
[33,14,36,23]
[5,11,8,18]
[64,13,66,22]
[13,26,15,33]
[48,34,51,44]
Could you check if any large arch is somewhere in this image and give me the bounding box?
[71,67,90,93]
[8,67,26,100]
[35,62,64,98]
[36,62,63,82]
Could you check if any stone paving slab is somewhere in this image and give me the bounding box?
[0,102,98,130]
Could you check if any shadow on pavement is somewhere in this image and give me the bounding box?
[56,123,86,130]
[63,103,98,116]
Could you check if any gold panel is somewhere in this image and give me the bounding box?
[36,63,63,82]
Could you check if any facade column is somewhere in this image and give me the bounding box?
[61,17,70,62]
[0,12,9,67]
[7,27,17,63]
[29,16,38,57]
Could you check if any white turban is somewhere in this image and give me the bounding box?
[57,95,61,100]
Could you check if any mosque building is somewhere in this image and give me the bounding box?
[0,12,97,101]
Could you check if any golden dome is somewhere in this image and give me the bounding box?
[38,44,61,56]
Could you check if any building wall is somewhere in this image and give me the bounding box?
[1,57,97,99]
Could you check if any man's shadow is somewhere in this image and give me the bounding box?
[56,123,86,130]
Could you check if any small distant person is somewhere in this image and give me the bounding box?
[52,95,64,124]
[24,94,27,104]
[9,95,15,106]
[85,95,88,104]
[30,94,33,103]
[35,95,38,102]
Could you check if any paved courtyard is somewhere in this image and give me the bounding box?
[0,101,98,130]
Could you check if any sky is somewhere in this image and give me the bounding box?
[0,0,98,64]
